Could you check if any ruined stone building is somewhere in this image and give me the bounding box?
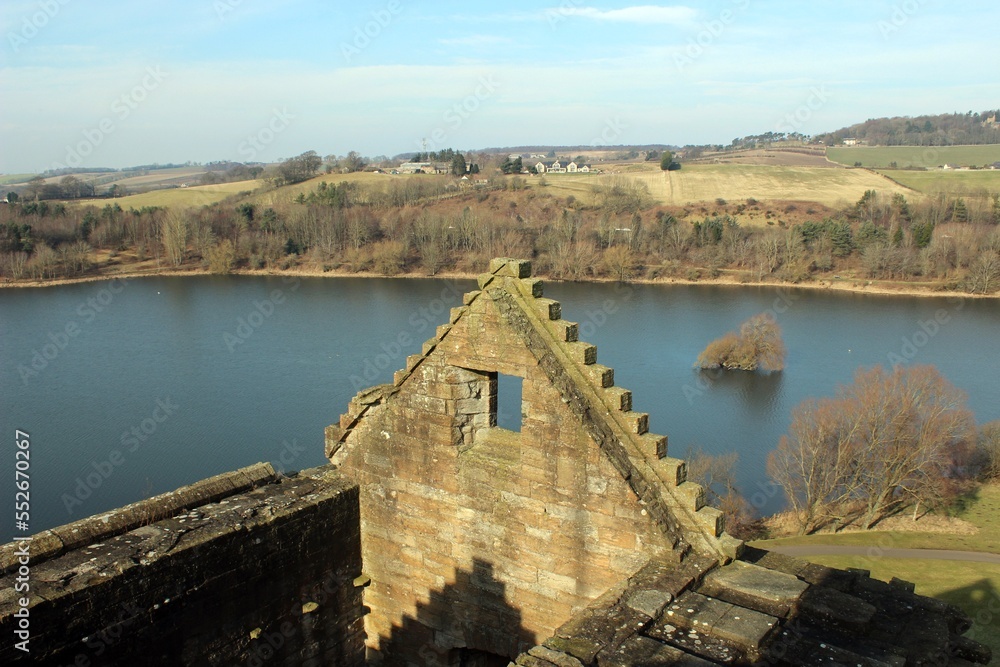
[0,258,992,666]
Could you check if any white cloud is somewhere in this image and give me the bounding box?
[557,5,697,25]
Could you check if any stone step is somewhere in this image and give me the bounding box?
[676,481,706,513]
[521,278,544,298]
[422,337,439,355]
[654,456,686,486]
[696,506,725,538]
[605,387,632,412]
[548,320,579,342]
[622,411,649,435]
[653,591,779,659]
[565,341,597,365]
[536,298,561,320]
[586,364,614,388]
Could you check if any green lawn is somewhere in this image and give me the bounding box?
[828,145,1000,169]
[877,168,1000,196]
[753,484,1000,655]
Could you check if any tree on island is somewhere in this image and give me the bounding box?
[696,313,786,372]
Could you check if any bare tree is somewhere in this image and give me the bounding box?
[162,211,189,267]
[768,365,975,533]
[974,421,1000,480]
[966,250,1000,294]
[686,447,754,538]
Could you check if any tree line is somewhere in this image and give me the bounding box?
[1,175,999,295]
[815,110,1000,147]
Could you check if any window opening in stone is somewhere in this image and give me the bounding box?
[496,373,523,432]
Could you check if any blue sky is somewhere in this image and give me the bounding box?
[0,0,997,172]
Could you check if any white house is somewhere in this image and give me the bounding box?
[535,160,592,174]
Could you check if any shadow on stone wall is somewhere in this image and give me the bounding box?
[376,559,533,666]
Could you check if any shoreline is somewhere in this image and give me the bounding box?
[2,265,997,301]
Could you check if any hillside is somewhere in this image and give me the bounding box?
[816,110,1000,147]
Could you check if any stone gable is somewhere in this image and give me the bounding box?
[328,259,741,664]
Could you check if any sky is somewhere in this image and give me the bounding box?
[0,0,997,173]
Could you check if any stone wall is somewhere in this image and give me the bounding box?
[328,259,740,666]
[0,464,365,666]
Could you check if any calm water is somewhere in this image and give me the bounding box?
[2,275,998,535]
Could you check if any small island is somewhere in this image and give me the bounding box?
[696,312,786,372]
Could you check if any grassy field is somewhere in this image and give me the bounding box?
[0,173,35,186]
[878,169,1000,196]
[755,484,1000,655]
[74,180,263,209]
[539,164,913,208]
[246,171,399,209]
[828,145,1000,168]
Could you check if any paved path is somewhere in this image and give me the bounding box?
[769,544,1000,564]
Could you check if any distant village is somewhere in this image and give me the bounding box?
[390,153,604,176]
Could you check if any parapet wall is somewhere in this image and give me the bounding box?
[0,464,365,666]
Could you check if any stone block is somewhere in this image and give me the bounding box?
[603,387,632,412]
[463,290,481,305]
[493,258,531,278]
[622,411,649,435]
[699,560,808,617]
[586,365,614,388]
[548,320,579,343]
[796,585,876,634]
[527,645,583,667]
[522,278,544,298]
[596,635,715,666]
[654,456,685,486]
[676,482,706,512]
[565,342,597,365]
[537,298,562,321]
[696,506,725,537]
